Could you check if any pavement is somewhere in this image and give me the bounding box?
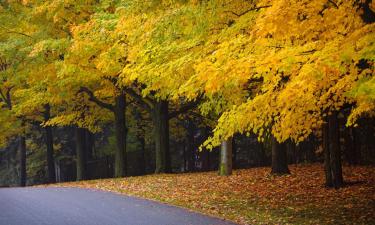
[0,187,237,225]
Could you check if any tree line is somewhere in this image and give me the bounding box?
[0,0,374,189]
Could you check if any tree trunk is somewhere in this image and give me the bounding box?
[75,127,86,181]
[85,129,94,160]
[232,137,237,169]
[152,100,171,173]
[306,137,317,163]
[114,93,127,177]
[219,137,233,176]
[286,140,296,164]
[328,112,344,188]
[137,135,146,175]
[19,136,26,187]
[43,104,56,183]
[186,121,195,172]
[271,136,290,175]
[323,122,333,186]
[183,140,187,172]
[201,149,210,171]
[258,143,267,167]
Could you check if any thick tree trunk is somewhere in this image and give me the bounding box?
[43,104,56,183]
[323,112,344,188]
[323,122,333,186]
[219,137,233,176]
[75,127,86,181]
[114,93,127,177]
[152,100,171,173]
[19,136,26,187]
[328,112,344,188]
[271,136,290,175]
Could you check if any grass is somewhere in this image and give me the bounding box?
[42,163,375,225]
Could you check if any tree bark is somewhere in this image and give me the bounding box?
[201,149,210,171]
[219,137,233,176]
[183,140,187,172]
[137,135,146,175]
[80,87,127,177]
[19,136,27,187]
[126,90,200,174]
[114,93,127,177]
[85,129,94,161]
[286,140,296,164]
[152,100,171,173]
[271,136,290,175]
[43,104,56,183]
[323,112,344,188]
[328,112,344,188]
[186,120,195,172]
[232,137,237,169]
[323,122,333,186]
[75,127,86,181]
[258,143,267,166]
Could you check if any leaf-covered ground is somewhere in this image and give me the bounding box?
[43,164,375,225]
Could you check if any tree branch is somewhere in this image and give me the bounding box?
[5,86,12,109]
[103,75,120,89]
[328,0,339,9]
[0,25,34,39]
[168,95,203,119]
[225,5,272,17]
[0,87,12,109]
[78,87,114,111]
[296,49,317,56]
[125,88,153,113]
[0,89,7,105]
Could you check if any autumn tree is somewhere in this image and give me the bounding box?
[3,0,110,183]
[190,0,373,185]
[0,1,36,186]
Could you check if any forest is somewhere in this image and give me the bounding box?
[0,1,374,223]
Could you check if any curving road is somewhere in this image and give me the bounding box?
[0,187,237,225]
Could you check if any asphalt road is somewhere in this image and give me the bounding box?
[0,187,237,225]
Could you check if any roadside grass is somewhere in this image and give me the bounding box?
[42,164,375,225]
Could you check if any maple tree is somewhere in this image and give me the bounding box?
[179,0,374,184]
[0,3,374,225]
[0,0,373,192]
[0,1,35,186]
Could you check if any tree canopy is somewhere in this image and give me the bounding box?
[0,0,373,188]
